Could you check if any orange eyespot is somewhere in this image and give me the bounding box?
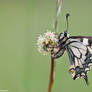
[70,69,75,73]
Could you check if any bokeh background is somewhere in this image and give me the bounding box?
[0,0,92,92]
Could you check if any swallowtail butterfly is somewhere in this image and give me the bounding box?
[53,13,92,85]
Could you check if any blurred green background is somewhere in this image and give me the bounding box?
[0,0,92,92]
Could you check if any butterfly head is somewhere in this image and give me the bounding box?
[58,30,69,42]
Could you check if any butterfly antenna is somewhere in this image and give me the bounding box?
[66,13,70,32]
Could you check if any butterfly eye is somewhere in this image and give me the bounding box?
[64,31,67,37]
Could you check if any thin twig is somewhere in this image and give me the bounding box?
[48,57,55,92]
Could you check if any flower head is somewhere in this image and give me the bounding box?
[37,31,59,55]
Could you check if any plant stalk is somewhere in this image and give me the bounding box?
[48,57,55,92]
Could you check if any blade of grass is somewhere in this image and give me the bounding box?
[53,0,63,31]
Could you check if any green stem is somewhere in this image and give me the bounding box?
[48,57,55,92]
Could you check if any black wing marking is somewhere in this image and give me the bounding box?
[66,39,92,85]
[70,36,92,46]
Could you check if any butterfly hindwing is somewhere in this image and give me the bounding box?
[66,37,92,84]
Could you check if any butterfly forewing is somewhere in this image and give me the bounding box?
[70,36,92,46]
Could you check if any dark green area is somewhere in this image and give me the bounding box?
[0,0,92,92]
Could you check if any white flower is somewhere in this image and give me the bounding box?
[37,31,59,55]
[37,35,48,55]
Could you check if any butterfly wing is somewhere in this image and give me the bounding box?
[70,36,92,46]
[67,36,92,84]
